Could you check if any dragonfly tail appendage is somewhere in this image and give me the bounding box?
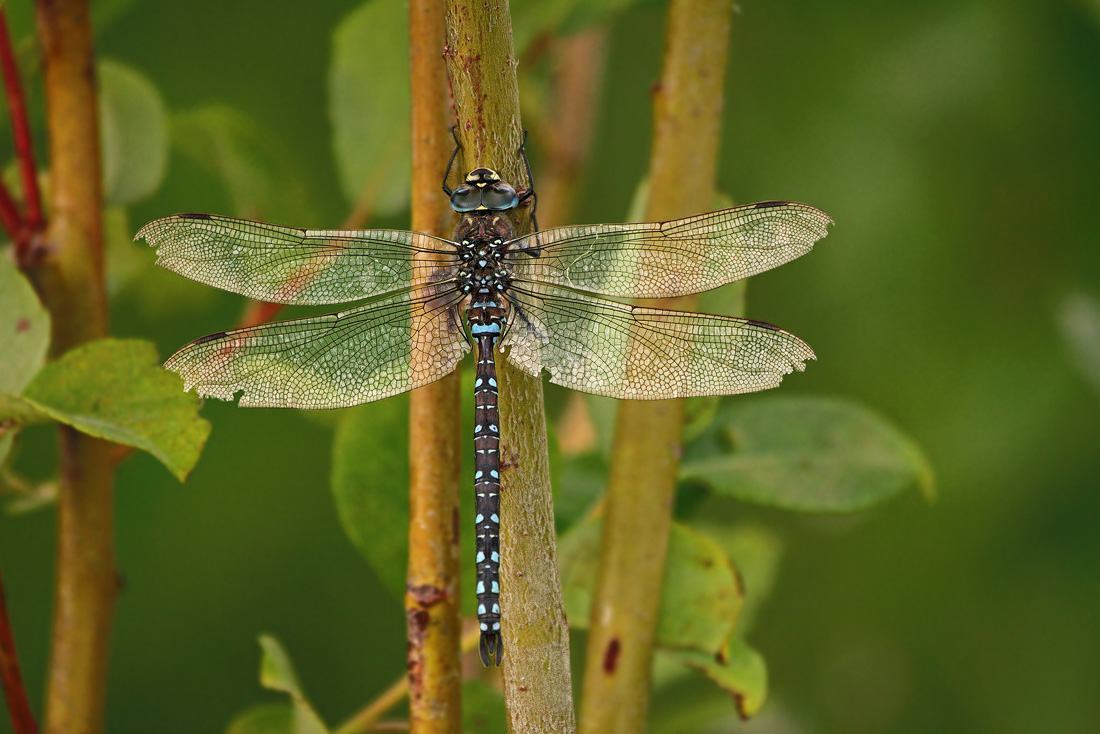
[479,630,503,667]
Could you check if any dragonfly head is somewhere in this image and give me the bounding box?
[450,168,519,214]
[466,168,501,185]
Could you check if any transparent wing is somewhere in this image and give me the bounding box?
[500,282,814,399]
[505,201,831,298]
[137,213,458,305]
[165,284,469,409]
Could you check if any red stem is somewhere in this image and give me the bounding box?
[0,566,39,734]
[0,11,44,238]
[0,178,23,238]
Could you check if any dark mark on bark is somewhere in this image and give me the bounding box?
[603,638,621,674]
[407,583,448,607]
[499,445,519,471]
[406,608,429,693]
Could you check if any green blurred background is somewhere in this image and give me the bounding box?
[3,0,1100,732]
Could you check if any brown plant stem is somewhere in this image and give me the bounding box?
[0,566,38,734]
[578,1,734,733]
[442,1,576,731]
[30,2,116,734]
[405,1,464,732]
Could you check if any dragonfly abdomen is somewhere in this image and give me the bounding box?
[471,325,504,666]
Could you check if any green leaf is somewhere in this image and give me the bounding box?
[259,635,304,695]
[331,396,411,598]
[695,524,783,635]
[99,59,168,206]
[257,636,330,734]
[172,105,317,223]
[0,257,47,463]
[682,396,935,512]
[226,704,296,734]
[329,0,410,216]
[0,256,50,395]
[659,524,742,651]
[559,518,742,653]
[462,680,507,734]
[0,339,210,481]
[668,638,768,719]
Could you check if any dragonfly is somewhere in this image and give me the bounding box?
[136,149,831,666]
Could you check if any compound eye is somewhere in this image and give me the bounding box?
[450,185,482,212]
[482,182,518,211]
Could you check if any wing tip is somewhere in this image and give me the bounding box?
[758,323,816,377]
[164,362,244,405]
[754,199,835,236]
[791,202,835,238]
[133,220,155,244]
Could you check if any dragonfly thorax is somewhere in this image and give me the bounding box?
[456,235,511,296]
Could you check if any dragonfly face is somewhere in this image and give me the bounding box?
[449,167,520,213]
[137,160,832,667]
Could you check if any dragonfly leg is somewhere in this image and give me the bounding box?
[442,125,462,196]
[516,130,540,234]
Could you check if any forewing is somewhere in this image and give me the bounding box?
[500,283,814,399]
[165,285,469,409]
[137,213,457,304]
[505,201,831,298]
